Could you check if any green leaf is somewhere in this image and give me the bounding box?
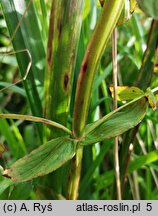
[9,182,33,199]
[0,0,46,141]
[3,136,77,182]
[128,150,158,173]
[44,0,83,138]
[137,0,158,19]
[0,82,26,97]
[83,97,147,145]
[0,118,24,159]
[110,86,144,101]
[0,178,13,195]
[80,141,113,196]
[0,142,5,156]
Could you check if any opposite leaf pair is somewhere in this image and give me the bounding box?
[1,86,155,183]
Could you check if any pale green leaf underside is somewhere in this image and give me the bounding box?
[83,97,147,145]
[3,137,76,182]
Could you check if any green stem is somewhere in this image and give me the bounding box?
[66,146,83,200]
[68,0,124,200]
[72,0,124,138]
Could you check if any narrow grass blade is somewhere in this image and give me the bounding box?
[0,179,13,195]
[129,150,158,173]
[119,20,158,176]
[9,119,27,154]
[131,14,145,60]
[3,137,77,182]
[44,0,83,138]
[83,97,147,145]
[0,118,25,158]
[8,182,33,199]
[0,0,46,140]
[80,141,113,196]
[136,20,158,89]
[0,82,26,97]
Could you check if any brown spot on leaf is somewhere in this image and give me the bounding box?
[99,0,104,7]
[47,49,53,69]
[80,99,84,106]
[64,74,69,91]
[81,61,88,74]
[58,22,62,38]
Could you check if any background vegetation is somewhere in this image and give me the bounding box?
[0,0,158,200]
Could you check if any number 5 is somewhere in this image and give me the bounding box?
[146,203,152,211]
